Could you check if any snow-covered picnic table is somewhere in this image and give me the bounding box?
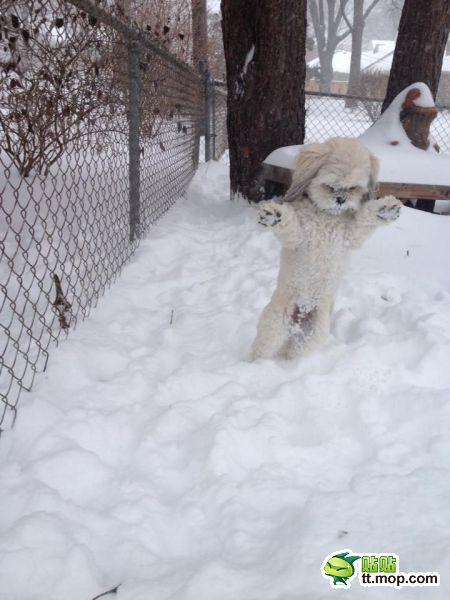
[263,83,450,202]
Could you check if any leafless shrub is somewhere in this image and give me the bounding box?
[0,0,124,177]
[121,0,192,63]
[0,0,195,178]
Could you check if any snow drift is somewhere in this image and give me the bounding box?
[1,162,450,599]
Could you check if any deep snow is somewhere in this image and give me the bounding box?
[1,162,450,599]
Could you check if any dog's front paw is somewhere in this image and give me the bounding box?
[257,201,284,227]
[377,196,402,221]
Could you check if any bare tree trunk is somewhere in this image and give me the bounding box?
[345,0,364,107]
[309,0,352,94]
[382,0,450,112]
[221,0,307,202]
[191,0,209,71]
[319,53,334,93]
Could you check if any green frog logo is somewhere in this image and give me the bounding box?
[322,551,361,587]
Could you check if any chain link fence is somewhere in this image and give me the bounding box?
[0,0,229,430]
[305,91,450,153]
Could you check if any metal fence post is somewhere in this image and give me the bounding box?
[211,79,217,160]
[128,38,141,242]
[204,70,213,162]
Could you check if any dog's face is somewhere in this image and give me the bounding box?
[308,165,369,215]
[285,138,379,216]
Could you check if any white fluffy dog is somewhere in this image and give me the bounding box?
[252,137,402,360]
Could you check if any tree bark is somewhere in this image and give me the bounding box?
[381,0,450,112]
[318,53,334,93]
[345,0,364,107]
[221,0,307,202]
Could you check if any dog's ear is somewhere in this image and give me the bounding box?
[283,142,331,203]
[367,152,380,199]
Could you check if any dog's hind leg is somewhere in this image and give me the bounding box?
[283,304,317,359]
[251,300,290,360]
[284,300,332,359]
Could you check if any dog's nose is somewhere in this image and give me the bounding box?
[335,196,345,205]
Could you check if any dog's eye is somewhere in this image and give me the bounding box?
[348,186,358,192]
[323,184,335,192]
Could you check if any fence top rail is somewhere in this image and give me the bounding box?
[67,0,200,82]
[306,89,450,111]
[306,90,383,102]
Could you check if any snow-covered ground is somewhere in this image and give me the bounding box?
[1,162,450,600]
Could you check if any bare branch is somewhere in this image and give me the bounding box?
[318,0,325,31]
[340,0,353,32]
[327,0,336,42]
[363,0,381,21]
[309,0,325,54]
[333,0,349,32]
[335,28,353,44]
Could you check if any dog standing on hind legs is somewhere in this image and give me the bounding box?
[251,137,402,360]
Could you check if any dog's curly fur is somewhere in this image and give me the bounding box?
[252,137,402,360]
